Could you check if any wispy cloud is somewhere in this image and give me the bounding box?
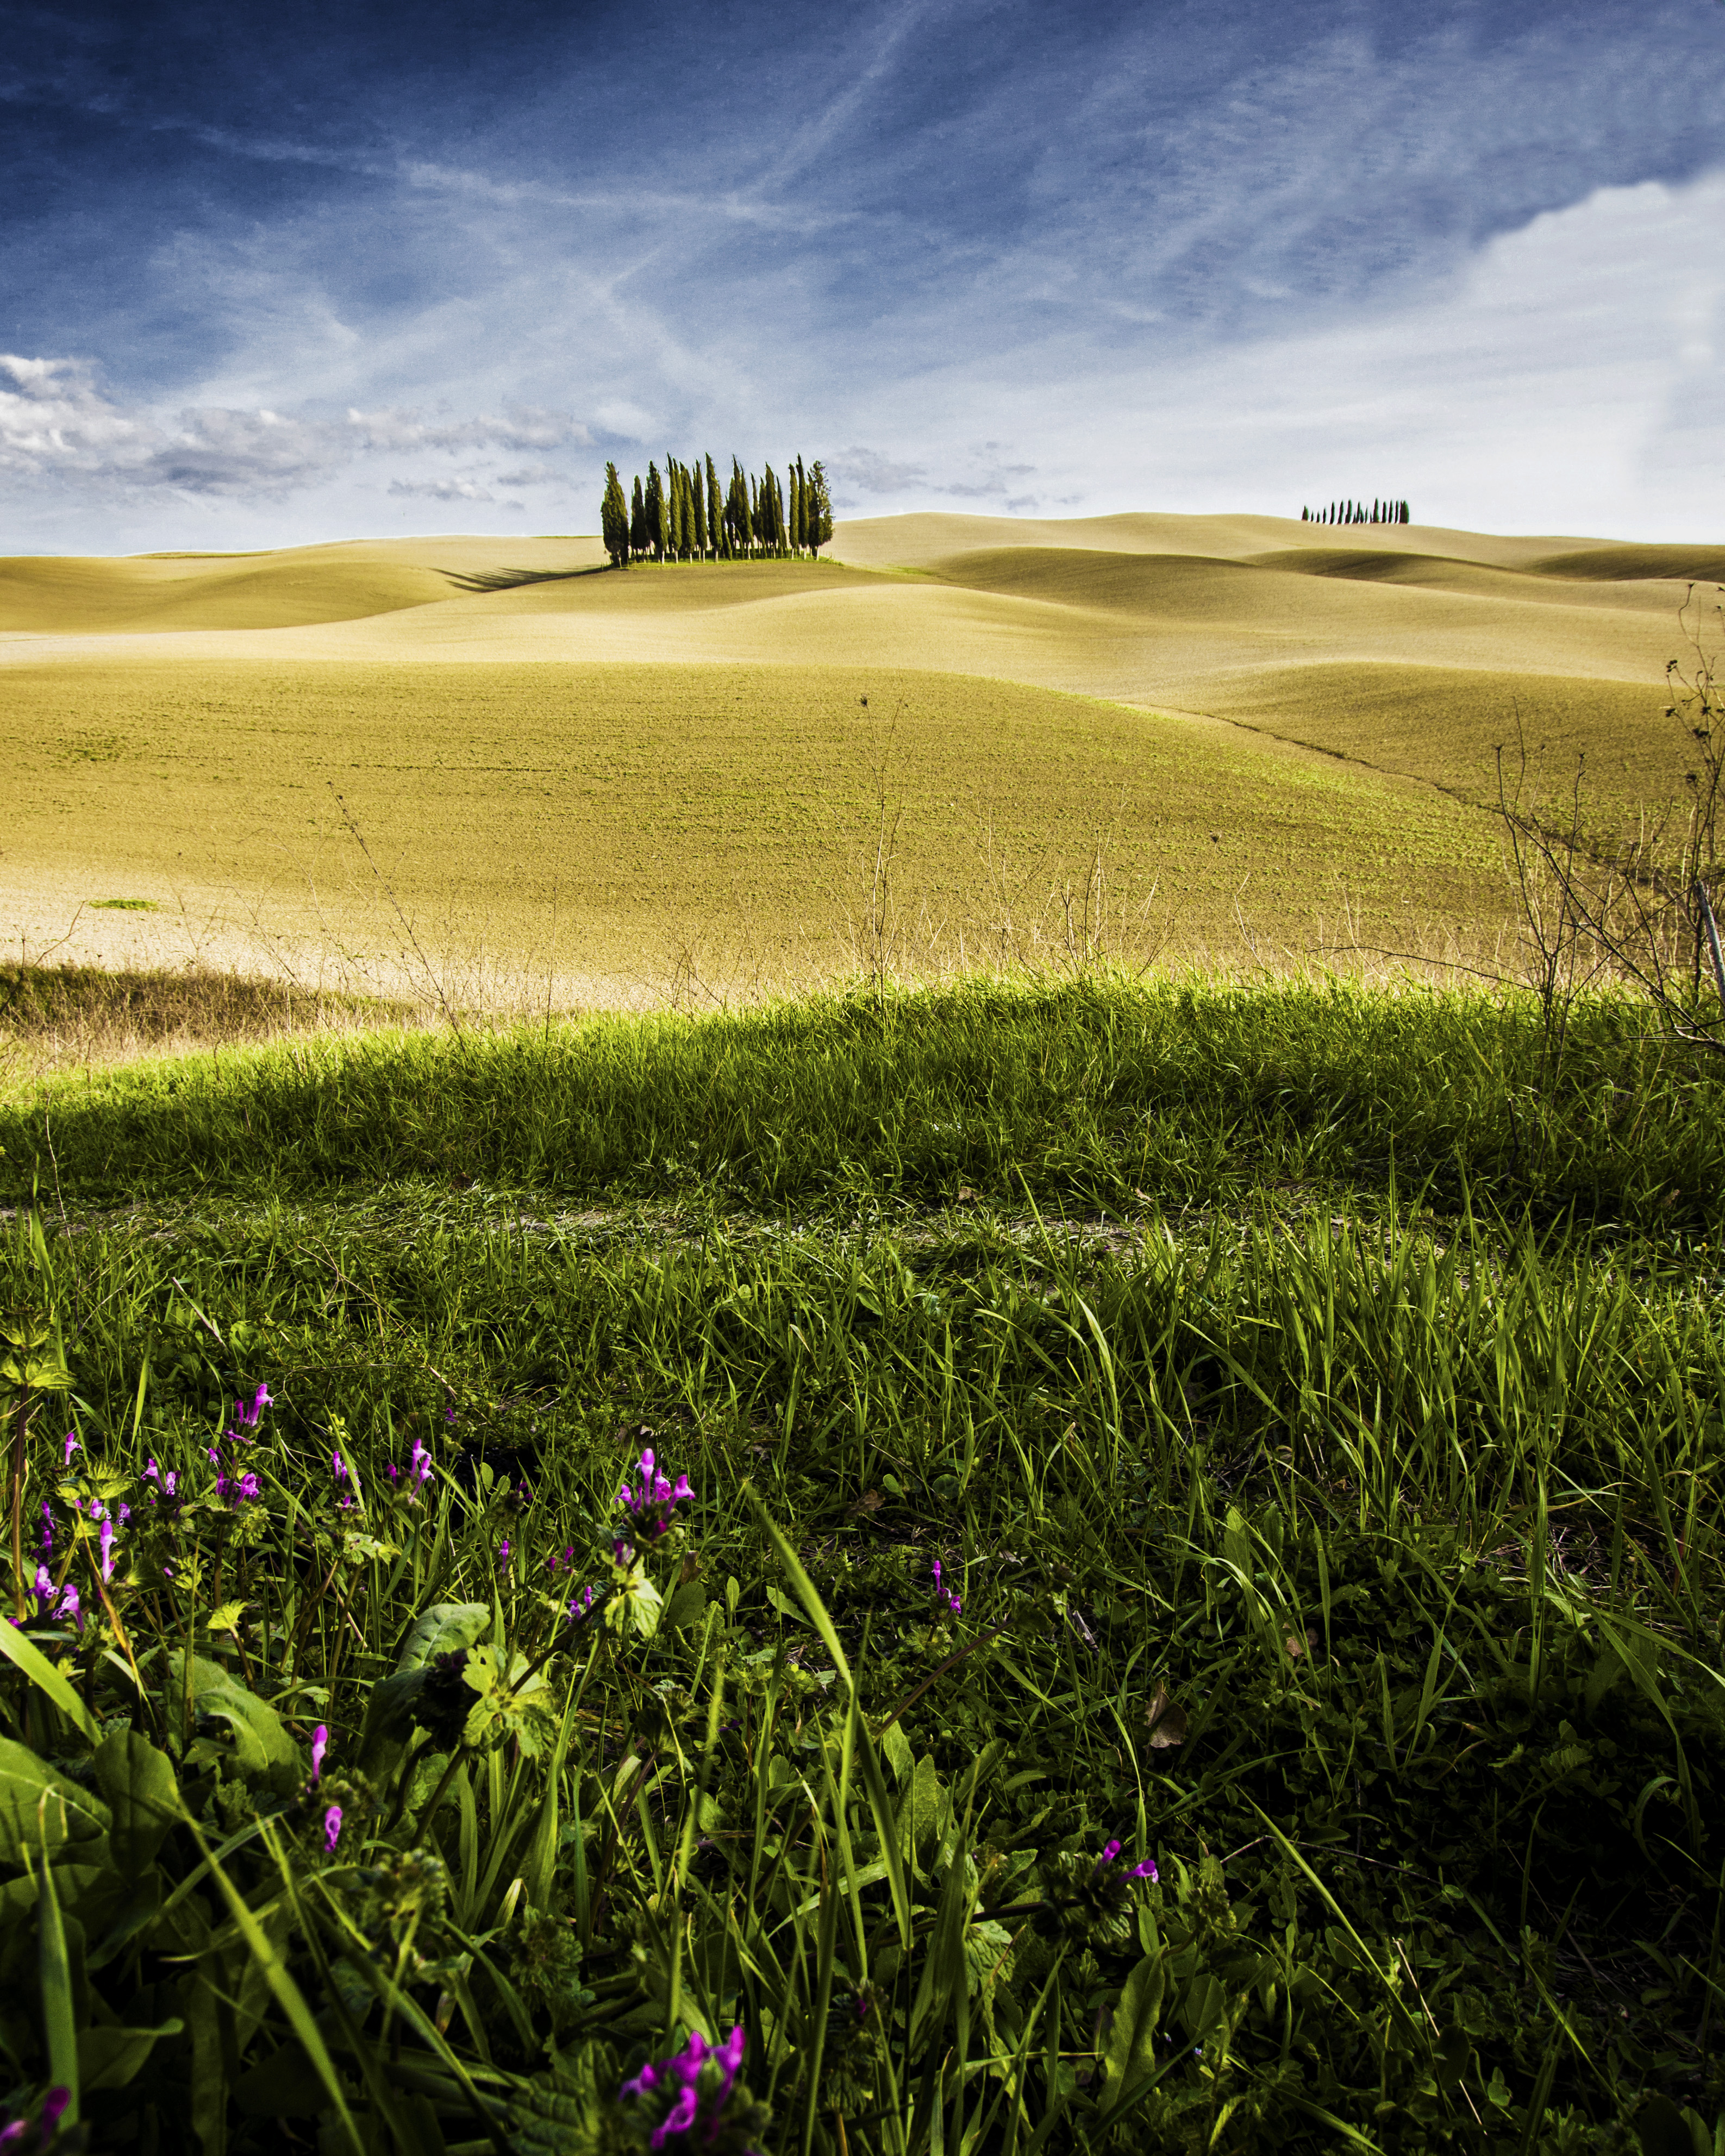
[0,355,589,500]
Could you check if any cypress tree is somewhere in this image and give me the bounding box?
[806,461,833,557]
[648,462,668,560]
[677,462,694,558]
[789,462,803,555]
[692,461,708,558]
[601,461,629,567]
[630,474,647,557]
[731,460,753,556]
[707,455,723,559]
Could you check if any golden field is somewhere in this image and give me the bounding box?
[4,512,1719,1009]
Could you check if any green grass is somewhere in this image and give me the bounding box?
[8,972,1721,1226]
[0,974,1720,2153]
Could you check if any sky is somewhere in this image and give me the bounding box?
[3,0,1724,551]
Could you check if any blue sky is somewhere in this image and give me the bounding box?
[3,0,1723,549]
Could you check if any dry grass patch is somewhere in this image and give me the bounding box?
[0,961,417,1078]
[1,656,1506,994]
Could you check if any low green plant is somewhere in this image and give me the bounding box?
[0,978,1716,2151]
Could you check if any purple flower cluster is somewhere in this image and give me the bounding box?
[617,1447,692,1541]
[32,1565,79,1629]
[0,2086,68,2151]
[205,1382,274,1508]
[1096,1838,1158,1882]
[384,1433,435,1498]
[931,1557,962,1616]
[621,2026,755,2153]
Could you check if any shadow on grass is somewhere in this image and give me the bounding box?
[441,565,609,593]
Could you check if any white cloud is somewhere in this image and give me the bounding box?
[386,474,502,501]
[823,169,1725,541]
[347,405,586,453]
[828,447,927,494]
[0,356,586,503]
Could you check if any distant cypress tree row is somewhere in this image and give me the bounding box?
[1299,498,1412,527]
[602,452,837,565]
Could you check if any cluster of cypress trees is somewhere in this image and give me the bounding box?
[1302,499,1410,525]
[600,455,834,567]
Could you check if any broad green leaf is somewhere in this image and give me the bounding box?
[357,1668,431,1768]
[165,1654,298,1789]
[1178,1970,1228,2042]
[663,1580,708,1631]
[0,1865,107,1924]
[765,1582,807,1627]
[396,1601,491,1673]
[880,1719,914,1785]
[1103,1951,1166,2104]
[905,1752,946,1871]
[1633,2094,1705,2156]
[0,1738,110,1867]
[93,1729,180,1878]
[79,2017,184,2094]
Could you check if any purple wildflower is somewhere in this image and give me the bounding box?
[620,2026,753,2153]
[617,1446,693,1541]
[99,1518,116,1582]
[1096,1838,1157,1882]
[332,1450,347,1483]
[33,1566,80,1628]
[36,1503,52,1563]
[931,1557,961,1616]
[235,1472,260,1503]
[311,1725,329,1783]
[324,1804,343,1852]
[62,1432,79,1468]
[235,1381,273,1430]
[0,2086,70,2151]
[568,1582,597,1624]
[497,1538,512,1568]
[410,1436,433,1486]
[385,1462,401,1483]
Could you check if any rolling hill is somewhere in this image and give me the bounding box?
[4,512,1716,1003]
